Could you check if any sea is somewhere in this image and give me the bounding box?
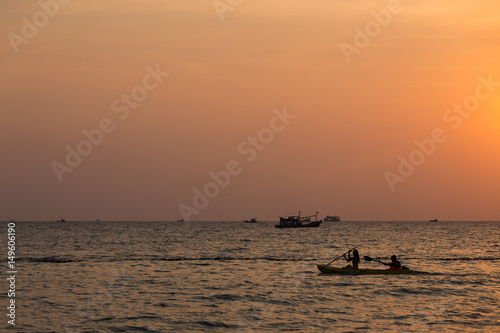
[2,221,499,332]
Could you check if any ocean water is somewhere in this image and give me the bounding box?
[3,221,500,332]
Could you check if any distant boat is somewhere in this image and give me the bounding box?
[177,219,184,222]
[324,215,341,222]
[57,217,66,222]
[244,218,258,223]
[275,211,322,228]
[429,219,439,222]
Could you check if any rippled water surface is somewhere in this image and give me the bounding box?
[3,221,500,332]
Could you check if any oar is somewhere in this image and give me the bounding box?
[364,255,409,270]
[364,255,382,264]
[321,246,358,269]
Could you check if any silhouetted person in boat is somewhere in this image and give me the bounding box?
[343,249,360,270]
[380,255,402,271]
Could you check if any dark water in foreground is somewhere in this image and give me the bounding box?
[2,221,500,332]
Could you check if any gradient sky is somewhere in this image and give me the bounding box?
[1,0,500,221]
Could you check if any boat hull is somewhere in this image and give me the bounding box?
[317,264,413,275]
[275,221,322,228]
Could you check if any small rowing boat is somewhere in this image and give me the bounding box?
[317,264,413,275]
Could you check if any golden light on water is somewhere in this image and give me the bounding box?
[2,2,500,332]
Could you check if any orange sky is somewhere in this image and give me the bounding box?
[1,0,500,221]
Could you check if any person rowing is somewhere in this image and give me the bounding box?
[378,255,402,271]
[343,249,360,270]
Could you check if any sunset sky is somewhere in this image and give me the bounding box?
[1,0,500,221]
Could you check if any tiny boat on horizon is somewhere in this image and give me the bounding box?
[244,218,258,223]
[324,215,341,222]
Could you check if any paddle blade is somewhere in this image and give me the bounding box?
[364,256,373,261]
